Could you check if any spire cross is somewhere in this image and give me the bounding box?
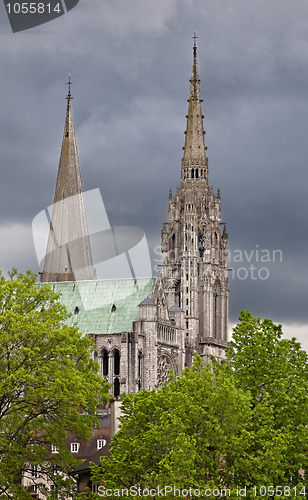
[192,32,198,48]
[67,74,73,100]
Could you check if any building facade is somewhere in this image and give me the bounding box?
[40,38,229,395]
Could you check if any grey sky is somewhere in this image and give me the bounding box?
[0,0,307,346]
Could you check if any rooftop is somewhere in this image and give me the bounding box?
[44,277,157,335]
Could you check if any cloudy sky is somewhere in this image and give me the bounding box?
[0,0,307,347]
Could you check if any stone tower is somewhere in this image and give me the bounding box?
[161,36,229,364]
[41,81,96,283]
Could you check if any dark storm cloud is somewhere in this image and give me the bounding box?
[0,0,307,342]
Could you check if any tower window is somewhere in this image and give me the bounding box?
[114,349,120,376]
[196,169,199,178]
[199,234,205,257]
[138,352,142,377]
[102,350,109,376]
[114,377,120,397]
[74,306,79,315]
[171,233,175,251]
[111,304,116,312]
[191,169,194,179]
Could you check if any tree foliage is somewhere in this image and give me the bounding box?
[227,310,308,490]
[0,270,108,499]
[90,357,251,498]
[90,311,308,500]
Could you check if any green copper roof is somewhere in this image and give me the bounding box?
[46,278,156,335]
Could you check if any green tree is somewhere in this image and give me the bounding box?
[90,356,252,499]
[0,270,108,499]
[227,310,308,490]
[89,312,308,500]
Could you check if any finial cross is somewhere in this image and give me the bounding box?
[67,74,73,97]
[193,32,198,47]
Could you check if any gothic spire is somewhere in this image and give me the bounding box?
[41,80,96,282]
[182,34,207,175]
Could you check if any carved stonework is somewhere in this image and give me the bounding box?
[157,354,173,387]
[160,38,229,359]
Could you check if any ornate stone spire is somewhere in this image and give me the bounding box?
[182,33,208,181]
[161,35,229,363]
[41,79,96,282]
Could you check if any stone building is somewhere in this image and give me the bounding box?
[40,37,229,396]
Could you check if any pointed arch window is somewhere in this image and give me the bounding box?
[102,349,109,376]
[170,233,175,259]
[114,349,120,376]
[138,351,143,391]
[114,377,120,397]
[199,233,205,257]
[213,232,218,247]
[214,280,221,340]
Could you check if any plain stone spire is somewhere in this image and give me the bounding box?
[41,82,96,283]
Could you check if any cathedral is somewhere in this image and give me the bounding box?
[40,38,229,396]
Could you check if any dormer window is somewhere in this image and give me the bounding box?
[97,439,107,450]
[71,443,80,453]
